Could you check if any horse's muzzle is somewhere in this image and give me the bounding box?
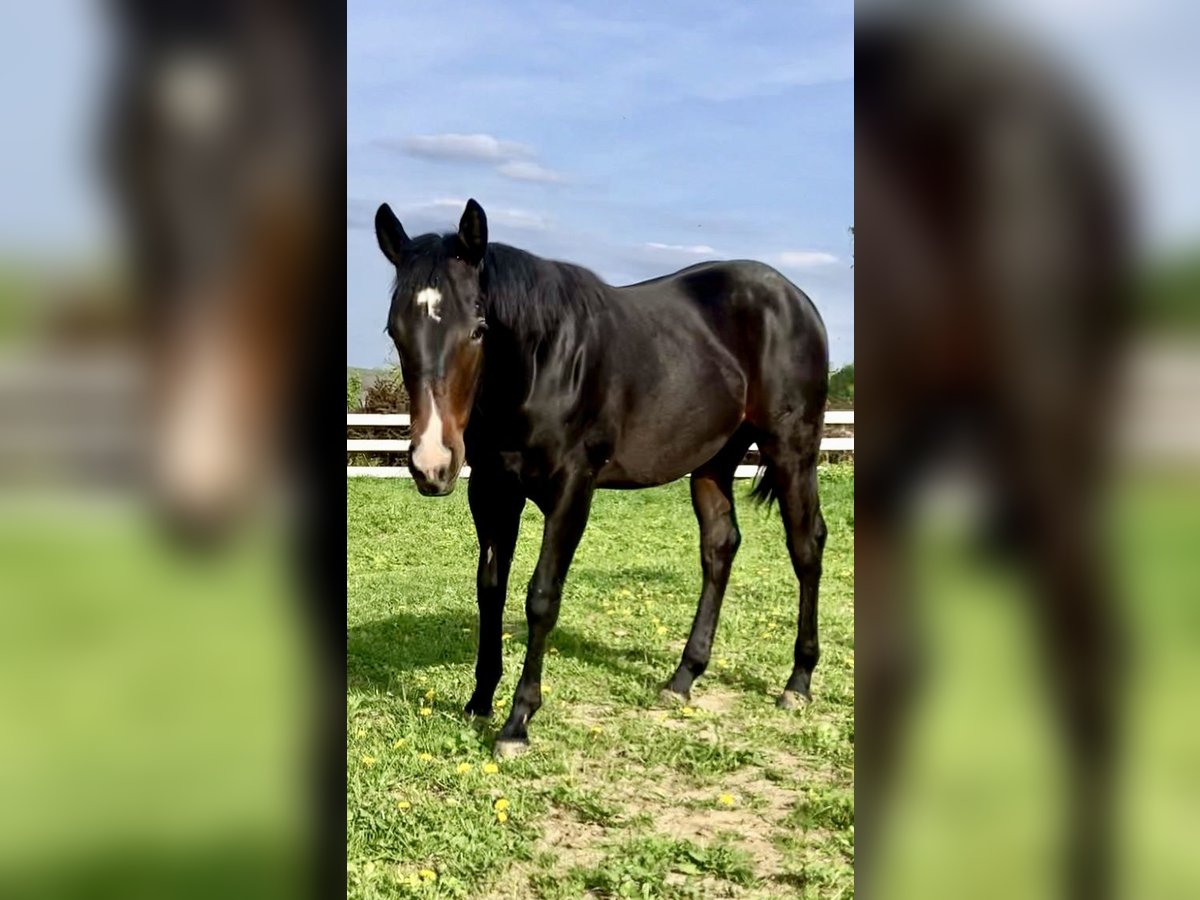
[411,463,459,496]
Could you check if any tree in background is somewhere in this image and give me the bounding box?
[361,365,408,412]
[828,363,854,408]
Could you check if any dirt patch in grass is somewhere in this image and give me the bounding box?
[536,806,610,870]
[689,684,742,714]
[599,767,801,877]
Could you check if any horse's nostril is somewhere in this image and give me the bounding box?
[432,465,450,484]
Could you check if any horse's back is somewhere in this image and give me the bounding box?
[665,260,829,429]
[594,262,828,485]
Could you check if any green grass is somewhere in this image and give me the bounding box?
[0,510,310,899]
[873,473,1200,900]
[347,466,855,898]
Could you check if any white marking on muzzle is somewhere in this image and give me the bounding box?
[414,287,443,322]
[157,324,243,513]
[411,386,452,479]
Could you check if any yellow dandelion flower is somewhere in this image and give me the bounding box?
[501,632,513,641]
[355,728,366,738]
[361,755,376,766]
[494,797,510,812]
[397,800,411,810]
[543,685,552,694]
[716,658,729,669]
[681,706,696,717]
[418,752,433,762]
[483,762,499,774]
[393,738,407,749]
[718,793,736,806]
[655,625,668,635]
[418,868,437,882]
[590,725,603,735]
[456,762,472,774]
[424,688,435,700]
[419,707,433,717]
[496,810,509,823]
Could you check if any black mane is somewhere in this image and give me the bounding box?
[482,243,610,340]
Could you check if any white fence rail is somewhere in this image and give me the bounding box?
[348,411,854,479]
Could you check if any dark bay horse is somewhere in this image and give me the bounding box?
[103,0,341,540]
[375,199,830,755]
[856,11,1130,900]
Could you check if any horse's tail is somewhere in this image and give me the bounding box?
[748,459,783,510]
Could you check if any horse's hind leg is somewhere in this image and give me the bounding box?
[662,443,746,702]
[990,422,1120,900]
[760,436,826,707]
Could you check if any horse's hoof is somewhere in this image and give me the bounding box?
[776,690,810,710]
[658,688,690,707]
[463,704,493,720]
[493,738,530,759]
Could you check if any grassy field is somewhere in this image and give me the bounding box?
[347,466,855,898]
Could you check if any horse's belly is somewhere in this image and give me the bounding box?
[596,428,737,487]
[598,381,745,487]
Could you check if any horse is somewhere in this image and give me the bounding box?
[102,0,342,542]
[102,6,345,896]
[855,11,1130,899]
[375,199,831,755]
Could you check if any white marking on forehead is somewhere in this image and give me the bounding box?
[156,53,233,138]
[414,287,443,322]
[411,386,452,476]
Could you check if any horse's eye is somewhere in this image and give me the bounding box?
[469,322,487,342]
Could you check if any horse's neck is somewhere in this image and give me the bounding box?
[470,320,607,451]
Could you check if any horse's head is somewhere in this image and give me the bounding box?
[375,199,489,496]
[105,2,330,541]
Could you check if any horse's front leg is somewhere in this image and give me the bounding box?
[465,469,526,718]
[494,474,594,756]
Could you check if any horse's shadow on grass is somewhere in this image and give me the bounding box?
[347,563,688,695]
[348,589,779,700]
[347,609,477,692]
[347,610,679,696]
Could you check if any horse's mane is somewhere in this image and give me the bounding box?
[482,243,609,340]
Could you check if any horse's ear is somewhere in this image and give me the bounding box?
[375,203,408,265]
[457,199,488,266]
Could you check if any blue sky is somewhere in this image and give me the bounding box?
[347,1,855,368]
[5,0,1198,368]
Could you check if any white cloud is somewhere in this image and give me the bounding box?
[496,160,566,183]
[381,133,570,186]
[397,133,533,162]
[490,207,552,231]
[398,198,551,232]
[645,241,717,255]
[777,250,839,268]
